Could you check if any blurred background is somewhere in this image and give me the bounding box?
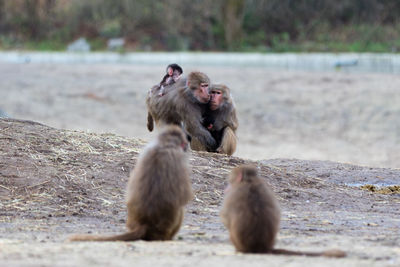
[1,0,400,52]
[0,0,399,169]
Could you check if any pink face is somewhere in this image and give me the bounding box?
[209,89,223,110]
[181,140,188,152]
[193,82,210,103]
[167,67,173,76]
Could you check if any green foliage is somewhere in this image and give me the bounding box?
[138,35,153,51]
[89,38,106,51]
[165,35,189,51]
[243,30,266,48]
[211,20,226,50]
[0,38,65,51]
[25,40,66,51]
[298,23,400,52]
[99,20,122,38]
[271,32,292,52]
[0,0,400,52]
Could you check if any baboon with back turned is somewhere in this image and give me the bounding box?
[221,165,346,257]
[146,71,217,151]
[69,125,193,242]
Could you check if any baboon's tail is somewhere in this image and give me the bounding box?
[147,112,154,132]
[271,248,346,258]
[69,227,146,242]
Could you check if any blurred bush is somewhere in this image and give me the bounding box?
[0,0,399,52]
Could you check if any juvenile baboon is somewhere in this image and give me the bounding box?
[158,63,183,96]
[191,84,238,155]
[146,71,217,150]
[69,125,193,242]
[221,165,346,257]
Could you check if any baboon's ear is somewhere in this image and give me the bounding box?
[241,166,258,183]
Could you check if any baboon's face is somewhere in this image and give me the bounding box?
[194,82,210,103]
[209,89,223,110]
[167,67,173,76]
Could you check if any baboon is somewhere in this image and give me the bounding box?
[221,165,346,257]
[146,71,217,150]
[191,84,238,156]
[69,125,193,242]
[158,63,183,96]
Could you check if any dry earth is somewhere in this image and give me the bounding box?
[0,118,399,267]
[0,62,400,266]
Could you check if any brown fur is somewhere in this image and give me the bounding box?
[216,127,237,156]
[221,165,346,257]
[208,84,238,132]
[146,71,217,151]
[191,84,238,155]
[69,125,193,242]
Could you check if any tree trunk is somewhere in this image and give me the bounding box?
[221,0,245,50]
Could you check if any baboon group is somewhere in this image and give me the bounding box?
[146,65,238,156]
[70,64,346,258]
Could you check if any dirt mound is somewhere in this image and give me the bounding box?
[1,118,399,266]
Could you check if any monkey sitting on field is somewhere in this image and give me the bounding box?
[146,71,217,151]
[221,165,346,257]
[191,84,238,156]
[69,125,193,242]
[158,63,183,96]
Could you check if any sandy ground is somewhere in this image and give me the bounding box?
[1,62,400,266]
[0,62,399,168]
[0,119,400,267]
